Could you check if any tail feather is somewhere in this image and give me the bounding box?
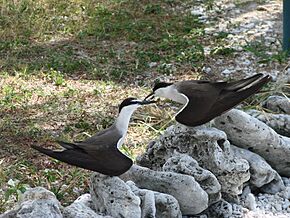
[215,75,271,114]
[30,145,132,176]
[31,145,60,156]
[225,73,264,91]
[56,141,78,149]
[234,75,271,97]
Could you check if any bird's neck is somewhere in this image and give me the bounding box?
[164,86,188,104]
[115,108,136,135]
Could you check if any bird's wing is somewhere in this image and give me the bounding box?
[57,126,122,151]
[31,144,132,176]
[80,125,119,145]
[224,73,264,91]
[32,126,133,176]
[174,80,225,126]
[175,74,270,126]
[207,74,271,119]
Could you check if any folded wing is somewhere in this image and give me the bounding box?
[31,138,133,176]
[175,74,271,126]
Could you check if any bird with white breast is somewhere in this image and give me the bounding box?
[31,97,155,176]
[145,73,271,127]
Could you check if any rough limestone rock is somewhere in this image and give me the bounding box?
[207,200,244,218]
[231,145,285,194]
[63,202,106,218]
[243,193,257,211]
[240,186,257,211]
[162,154,221,204]
[90,173,141,218]
[63,194,112,218]
[263,95,290,114]
[213,109,290,176]
[154,192,181,218]
[120,164,208,215]
[127,181,156,218]
[137,124,250,196]
[0,209,19,218]
[72,194,94,209]
[0,187,63,218]
[247,109,290,137]
[0,210,17,218]
[126,181,182,218]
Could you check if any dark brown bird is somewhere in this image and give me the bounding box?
[32,98,155,176]
[145,74,271,127]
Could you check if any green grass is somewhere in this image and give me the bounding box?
[0,0,206,80]
[244,40,289,64]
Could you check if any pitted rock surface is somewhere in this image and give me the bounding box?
[163,154,221,204]
[247,109,290,137]
[231,145,285,194]
[126,181,182,218]
[137,124,250,195]
[0,187,63,218]
[263,95,290,115]
[214,109,290,176]
[90,173,141,218]
[120,164,208,215]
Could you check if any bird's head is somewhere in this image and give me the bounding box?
[118,97,156,113]
[144,82,173,101]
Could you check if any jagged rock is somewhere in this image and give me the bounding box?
[73,194,94,209]
[63,202,106,218]
[140,191,156,218]
[213,109,290,176]
[137,124,250,196]
[280,186,290,199]
[282,177,290,187]
[0,209,18,218]
[247,109,290,137]
[207,200,244,218]
[240,186,257,211]
[189,215,208,218]
[162,153,221,204]
[127,181,156,218]
[243,193,256,211]
[63,194,112,218]
[244,211,290,218]
[154,192,181,218]
[231,145,285,194]
[0,187,63,218]
[120,164,208,215]
[90,173,141,218]
[263,95,290,114]
[126,181,182,218]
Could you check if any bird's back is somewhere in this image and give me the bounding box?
[81,125,122,149]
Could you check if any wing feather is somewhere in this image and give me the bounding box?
[31,145,132,176]
[175,75,271,126]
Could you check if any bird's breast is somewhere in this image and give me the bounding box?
[168,91,188,104]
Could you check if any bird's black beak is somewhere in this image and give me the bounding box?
[144,92,155,101]
[140,99,157,105]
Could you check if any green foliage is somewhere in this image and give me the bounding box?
[0,85,33,109]
[47,70,66,86]
[1,0,206,79]
[5,179,30,201]
[144,4,162,14]
[211,46,236,56]
[244,40,288,64]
